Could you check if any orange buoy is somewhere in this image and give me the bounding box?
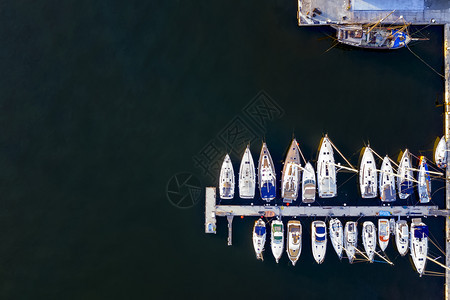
[286,203,290,206]
[240,215,244,219]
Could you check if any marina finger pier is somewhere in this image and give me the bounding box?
[204,1,450,298]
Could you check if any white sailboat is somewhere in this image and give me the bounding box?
[378,219,390,251]
[311,220,327,264]
[397,149,414,199]
[410,218,428,276]
[281,139,302,203]
[219,154,235,199]
[252,219,266,261]
[379,156,396,202]
[395,220,409,256]
[417,156,431,204]
[344,221,358,263]
[286,220,302,266]
[317,135,337,198]
[359,146,377,198]
[302,162,316,203]
[329,218,343,259]
[239,145,256,199]
[435,136,447,169]
[362,221,376,262]
[271,220,284,263]
[258,143,276,201]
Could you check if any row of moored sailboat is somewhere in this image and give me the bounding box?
[253,217,429,275]
[220,135,447,203]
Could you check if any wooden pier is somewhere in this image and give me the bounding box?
[445,22,450,300]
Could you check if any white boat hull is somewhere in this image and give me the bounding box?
[286,220,302,266]
[219,154,235,199]
[312,221,327,264]
[417,157,431,204]
[329,218,343,259]
[317,136,337,198]
[271,220,284,263]
[362,221,376,262]
[378,219,390,252]
[344,221,358,263]
[302,162,316,203]
[281,139,302,203]
[252,219,266,261]
[397,149,413,200]
[410,219,428,276]
[435,136,447,169]
[395,220,408,256]
[258,143,276,201]
[359,147,377,198]
[379,156,396,202]
[239,145,256,199]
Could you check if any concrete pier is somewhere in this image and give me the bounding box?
[297,0,450,25]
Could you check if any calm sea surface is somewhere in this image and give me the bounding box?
[0,0,448,299]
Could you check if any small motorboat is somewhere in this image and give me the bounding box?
[258,143,276,201]
[271,220,284,263]
[286,220,302,266]
[378,219,390,251]
[362,221,376,262]
[329,218,343,259]
[281,139,302,203]
[379,156,396,202]
[410,218,428,276]
[359,146,377,198]
[395,220,409,256]
[302,162,316,203]
[344,221,358,263]
[252,219,266,261]
[435,136,447,169]
[317,135,337,198]
[312,220,327,264]
[397,149,414,199]
[219,154,235,199]
[417,156,431,204]
[239,145,256,199]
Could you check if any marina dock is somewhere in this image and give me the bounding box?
[204,3,450,297]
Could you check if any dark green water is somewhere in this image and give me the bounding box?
[0,0,447,299]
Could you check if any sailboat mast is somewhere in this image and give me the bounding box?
[367,10,396,34]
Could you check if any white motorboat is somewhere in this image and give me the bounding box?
[379,156,396,202]
[378,219,390,251]
[435,136,447,169]
[219,154,235,199]
[344,221,358,263]
[417,156,431,204]
[395,220,409,256]
[410,218,428,276]
[359,146,377,198]
[397,149,414,199]
[239,145,256,199]
[302,162,316,203]
[286,220,302,266]
[312,220,327,264]
[329,218,343,259]
[252,219,266,261]
[271,220,284,263]
[258,143,276,201]
[281,139,302,203]
[362,221,376,262]
[317,135,337,198]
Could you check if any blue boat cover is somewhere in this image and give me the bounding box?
[400,180,413,195]
[255,226,266,236]
[316,234,325,241]
[316,227,325,234]
[391,30,407,49]
[414,225,428,238]
[378,210,392,216]
[261,182,276,199]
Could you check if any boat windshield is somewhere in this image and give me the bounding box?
[316,226,325,234]
[273,224,282,232]
[316,234,325,242]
